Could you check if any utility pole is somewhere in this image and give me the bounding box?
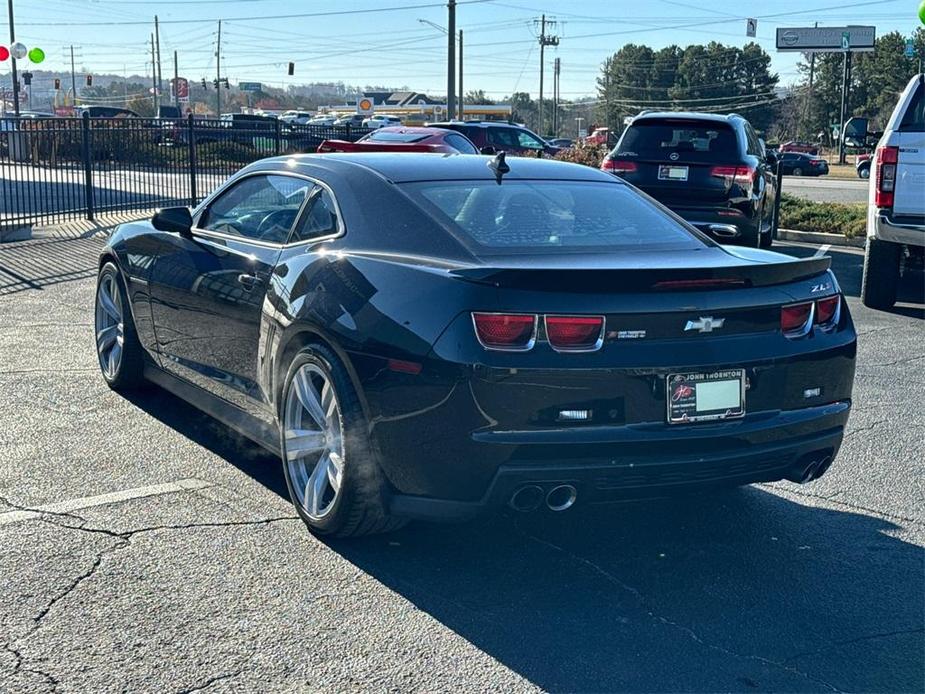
[215,20,222,117]
[838,51,851,165]
[7,0,20,116]
[150,34,158,112]
[804,22,818,139]
[446,0,456,119]
[173,50,179,112]
[70,45,77,107]
[553,57,560,135]
[458,29,463,120]
[155,15,163,115]
[536,15,559,137]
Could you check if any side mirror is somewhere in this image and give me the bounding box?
[152,207,193,235]
[766,150,778,166]
[479,146,497,155]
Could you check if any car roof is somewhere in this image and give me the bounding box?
[631,111,742,125]
[251,152,619,184]
[369,126,452,136]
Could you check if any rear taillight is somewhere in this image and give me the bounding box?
[874,146,898,208]
[781,295,841,338]
[545,315,604,352]
[814,295,840,327]
[781,302,813,337]
[472,313,536,351]
[710,165,756,188]
[602,158,637,175]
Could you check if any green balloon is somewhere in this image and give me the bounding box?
[28,47,45,63]
[920,0,925,25]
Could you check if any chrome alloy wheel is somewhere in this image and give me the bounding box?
[283,363,344,520]
[95,271,124,380]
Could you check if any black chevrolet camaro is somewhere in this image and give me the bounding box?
[95,153,856,537]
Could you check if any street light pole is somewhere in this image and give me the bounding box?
[7,0,20,116]
[446,0,456,118]
[458,29,463,120]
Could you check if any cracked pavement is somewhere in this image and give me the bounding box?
[0,234,922,692]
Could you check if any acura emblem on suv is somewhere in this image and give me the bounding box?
[684,316,725,333]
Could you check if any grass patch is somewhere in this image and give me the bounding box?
[779,193,866,238]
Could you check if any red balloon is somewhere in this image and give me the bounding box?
[0,46,10,62]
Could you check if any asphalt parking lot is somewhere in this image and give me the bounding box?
[0,231,922,693]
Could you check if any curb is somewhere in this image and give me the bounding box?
[778,228,866,249]
[1,211,151,243]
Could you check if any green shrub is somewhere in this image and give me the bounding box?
[779,193,866,238]
[553,141,608,168]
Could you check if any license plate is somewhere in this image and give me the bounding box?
[658,165,689,181]
[667,370,745,424]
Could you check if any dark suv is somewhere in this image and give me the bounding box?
[429,120,561,157]
[601,112,779,248]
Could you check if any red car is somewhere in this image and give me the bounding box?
[318,126,479,154]
[779,141,820,156]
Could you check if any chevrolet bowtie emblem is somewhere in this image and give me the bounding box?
[684,316,725,333]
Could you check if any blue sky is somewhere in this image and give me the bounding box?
[3,0,919,100]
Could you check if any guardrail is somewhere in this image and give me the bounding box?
[0,114,370,232]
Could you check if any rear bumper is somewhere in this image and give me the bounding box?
[389,401,850,521]
[672,208,760,241]
[869,210,925,247]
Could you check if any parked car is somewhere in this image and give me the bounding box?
[778,151,829,177]
[779,141,820,156]
[280,111,315,125]
[861,73,925,309]
[307,115,338,126]
[547,137,574,148]
[362,114,403,129]
[584,127,612,146]
[96,153,855,537]
[318,126,478,154]
[333,114,366,127]
[429,120,561,157]
[856,153,872,179]
[174,113,277,146]
[600,111,779,248]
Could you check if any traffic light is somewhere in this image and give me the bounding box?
[288,62,294,76]
[201,78,208,89]
[22,72,32,86]
[86,74,92,87]
[54,78,61,90]
[223,77,230,89]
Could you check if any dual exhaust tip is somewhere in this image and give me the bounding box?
[509,484,577,513]
[785,455,833,484]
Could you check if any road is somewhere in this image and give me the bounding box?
[0,233,922,693]
[782,176,868,204]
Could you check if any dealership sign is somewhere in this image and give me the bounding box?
[776,26,876,52]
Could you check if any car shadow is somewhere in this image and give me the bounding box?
[123,381,925,691]
[327,489,924,692]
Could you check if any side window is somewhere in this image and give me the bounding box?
[290,186,340,243]
[200,175,311,244]
[516,130,545,150]
[744,125,762,156]
[488,128,518,149]
[899,82,925,132]
[445,133,478,154]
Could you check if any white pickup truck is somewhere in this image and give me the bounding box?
[861,73,925,309]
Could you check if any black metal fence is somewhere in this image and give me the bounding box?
[0,114,370,232]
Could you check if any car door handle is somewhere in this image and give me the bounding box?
[237,273,258,290]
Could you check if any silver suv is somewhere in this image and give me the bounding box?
[862,73,925,309]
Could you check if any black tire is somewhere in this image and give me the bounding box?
[280,344,406,538]
[95,262,145,391]
[791,167,803,176]
[861,238,901,310]
[858,164,871,180]
[759,202,775,250]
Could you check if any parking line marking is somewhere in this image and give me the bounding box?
[0,478,212,526]
[813,244,832,258]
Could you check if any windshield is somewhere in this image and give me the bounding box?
[402,180,705,255]
[364,130,429,143]
[616,120,737,161]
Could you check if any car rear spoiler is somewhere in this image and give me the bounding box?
[316,140,444,154]
[447,255,832,292]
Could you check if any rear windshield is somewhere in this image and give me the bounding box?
[616,120,738,160]
[899,80,924,132]
[365,130,428,143]
[402,180,706,254]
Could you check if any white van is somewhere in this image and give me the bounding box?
[862,74,925,309]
